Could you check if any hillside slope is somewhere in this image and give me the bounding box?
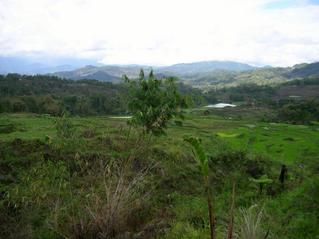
[52,61,319,88]
[53,61,255,83]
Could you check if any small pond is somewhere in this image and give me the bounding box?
[205,103,236,108]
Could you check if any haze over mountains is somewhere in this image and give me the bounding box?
[0,56,98,75]
[52,61,256,83]
[1,56,319,88]
[52,60,319,88]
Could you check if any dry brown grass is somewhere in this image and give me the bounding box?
[235,205,269,239]
[52,158,152,239]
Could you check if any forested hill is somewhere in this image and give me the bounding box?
[51,61,319,88]
[0,74,127,116]
[2,72,319,126]
[0,73,204,116]
[52,61,256,83]
[190,61,319,88]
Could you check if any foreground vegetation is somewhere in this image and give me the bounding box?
[1,110,318,238]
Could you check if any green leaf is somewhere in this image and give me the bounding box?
[251,175,273,184]
[184,137,209,176]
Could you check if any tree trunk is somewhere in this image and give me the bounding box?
[259,183,263,194]
[205,176,215,239]
[227,180,236,239]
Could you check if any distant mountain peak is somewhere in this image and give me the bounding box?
[51,60,256,82]
[2,57,318,86]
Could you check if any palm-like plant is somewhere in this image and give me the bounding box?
[184,137,215,239]
[251,175,273,194]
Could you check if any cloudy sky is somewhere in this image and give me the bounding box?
[0,0,319,66]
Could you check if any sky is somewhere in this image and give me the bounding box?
[0,0,319,66]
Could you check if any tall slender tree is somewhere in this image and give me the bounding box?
[124,69,186,135]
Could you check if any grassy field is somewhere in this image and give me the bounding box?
[1,112,318,239]
[168,115,319,165]
[2,113,318,165]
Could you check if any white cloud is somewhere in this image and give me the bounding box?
[0,0,318,66]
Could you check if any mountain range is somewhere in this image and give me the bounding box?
[1,56,319,88]
[52,61,319,88]
[51,61,256,83]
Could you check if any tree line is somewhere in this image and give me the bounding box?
[0,73,208,116]
[0,74,128,115]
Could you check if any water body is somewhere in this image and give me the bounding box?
[205,103,236,108]
[109,116,132,119]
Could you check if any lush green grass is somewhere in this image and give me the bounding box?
[1,112,319,238]
[1,113,318,165]
[0,113,126,140]
[164,115,319,165]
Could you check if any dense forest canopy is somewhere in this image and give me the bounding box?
[1,73,319,124]
[0,73,208,116]
[0,74,127,115]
